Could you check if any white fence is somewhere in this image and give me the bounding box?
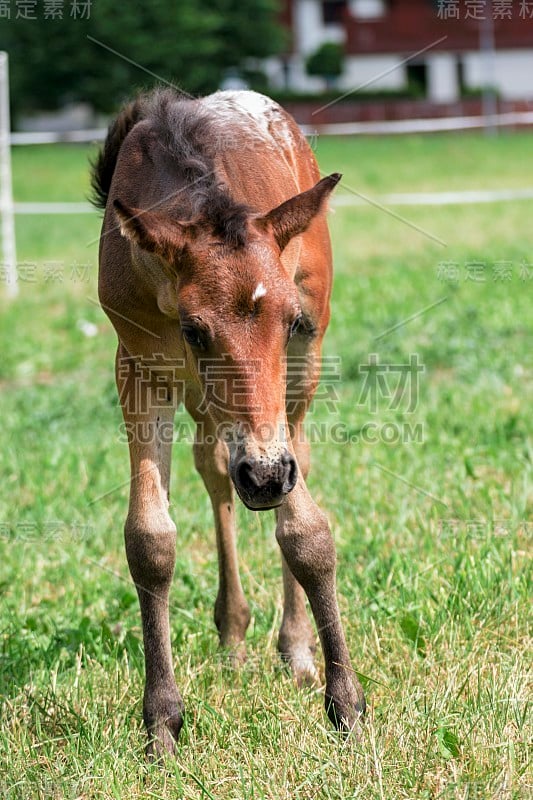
[9,110,533,146]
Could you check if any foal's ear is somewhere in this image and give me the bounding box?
[259,173,341,251]
[113,199,195,263]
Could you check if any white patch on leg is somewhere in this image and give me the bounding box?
[288,647,320,688]
[252,282,267,302]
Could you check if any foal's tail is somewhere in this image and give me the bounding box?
[90,98,146,210]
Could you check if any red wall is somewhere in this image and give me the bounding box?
[281,96,533,125]
[345,1,533,54]
[279,1,533,55]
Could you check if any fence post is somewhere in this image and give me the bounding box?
[0,52,18,298]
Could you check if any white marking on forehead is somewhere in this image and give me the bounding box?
[252,282,267,302]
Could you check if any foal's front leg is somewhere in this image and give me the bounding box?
[277,430,319,685]
[276,475,366,730]
[277,349,321,686]
[278,551,319,685]
[116,346,183,758]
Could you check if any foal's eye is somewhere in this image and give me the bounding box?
[182,325,206,350]
[288,314,303,340]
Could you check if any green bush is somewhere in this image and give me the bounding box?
[305,42,344,83]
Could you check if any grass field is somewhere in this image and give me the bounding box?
[1,133,531,799]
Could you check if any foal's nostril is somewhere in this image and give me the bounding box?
[236,458,260,494]
[281,452,298,493]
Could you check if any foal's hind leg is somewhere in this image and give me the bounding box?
[188,401,250,661]
[116,344,183,758]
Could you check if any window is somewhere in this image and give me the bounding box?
[350,0,389,19]
[322,1,347,25]
[407,62,428,95]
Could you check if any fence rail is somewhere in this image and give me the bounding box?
[299,111,533,136]
[9,188,533,216]
[10,128,107,145]
[9,110,533,146]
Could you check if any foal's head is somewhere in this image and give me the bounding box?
[114,174,340,510]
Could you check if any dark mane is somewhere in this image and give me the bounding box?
[90,87,251,248]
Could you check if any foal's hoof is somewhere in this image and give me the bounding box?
[219,637,248,669]
[325,679,366,734]
[144,701,185,761]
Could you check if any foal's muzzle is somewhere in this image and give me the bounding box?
[230,450,298,511]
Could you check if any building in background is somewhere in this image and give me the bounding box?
[265,0,533,101]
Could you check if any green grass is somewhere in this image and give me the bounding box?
[1,135,531,799]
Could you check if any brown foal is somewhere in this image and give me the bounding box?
[92,88,365,758]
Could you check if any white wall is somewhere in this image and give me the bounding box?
[271,54,407,93]
[286,56,328,92]
[462,50,533,99]
[340,55,407,92]
[427,54,459,103]
[294,0,345,55]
